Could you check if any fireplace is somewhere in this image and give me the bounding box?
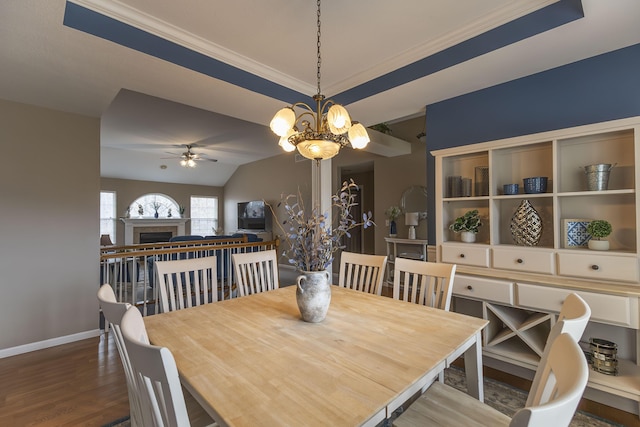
[139,231,173,244]
[121,218,189,245]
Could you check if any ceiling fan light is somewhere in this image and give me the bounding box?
[180,159,187,167]
[327,104,351,134]
[270,107,296,137]
[187,159,196,168]
[348,122,370,149]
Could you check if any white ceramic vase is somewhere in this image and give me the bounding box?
[461,231,476,243]
[588,239,610,251]
[296,270,332,323]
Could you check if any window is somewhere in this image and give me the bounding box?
[191,196,219,236]
[100,191,116,244]
[129,194,180,218]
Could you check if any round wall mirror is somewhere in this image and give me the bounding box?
[401,185,428,219]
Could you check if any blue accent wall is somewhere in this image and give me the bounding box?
[425,43,640,242]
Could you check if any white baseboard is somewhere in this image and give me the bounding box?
[0,329,101,359]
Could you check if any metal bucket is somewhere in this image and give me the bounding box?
[590,338,618,375]
[584,163,614,191]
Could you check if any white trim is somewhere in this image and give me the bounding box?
[0,329,101,359]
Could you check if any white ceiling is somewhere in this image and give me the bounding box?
[1,0,639,186]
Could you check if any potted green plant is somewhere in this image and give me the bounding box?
[587,219,612,250]
[449,210,482,243]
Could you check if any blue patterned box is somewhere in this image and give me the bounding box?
[563,219,592,247]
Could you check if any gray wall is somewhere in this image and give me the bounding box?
[101,177,224,244]
[0,99,100,351]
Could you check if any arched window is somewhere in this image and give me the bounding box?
[129,193,180,218]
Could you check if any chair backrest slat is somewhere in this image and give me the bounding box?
[232,249,280,297]
[338,252,387,296]
[393,258,456,311]
[155,257,218,313]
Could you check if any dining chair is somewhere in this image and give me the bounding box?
[232,249,279,297]
[97,284,144,427]
[155,256,218,313]
[393,293,591,427]
[393,333,589,427]
[121,306,216,427]
[338,251,387,295]
[392,258,456,311]
[526,292,591,407]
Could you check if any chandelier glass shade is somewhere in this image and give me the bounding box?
[270,0,369,161]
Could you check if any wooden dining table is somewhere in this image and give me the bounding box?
[144,285,488,427]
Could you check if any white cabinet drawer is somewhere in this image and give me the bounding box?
[492,247,554,274]
[441,244,490,267]
[453,275,514,305]
[517,283,638,328]
[557,253,639,283]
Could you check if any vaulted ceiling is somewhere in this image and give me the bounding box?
[2,1,639,185]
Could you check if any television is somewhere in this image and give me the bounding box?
[237,200,267,231]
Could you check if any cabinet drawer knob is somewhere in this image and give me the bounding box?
[516,258,523,264]
[591,264,600,271]
[459,253,465,258]
[466,285,473,290]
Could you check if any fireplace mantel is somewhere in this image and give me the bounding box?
[121,218,189,244]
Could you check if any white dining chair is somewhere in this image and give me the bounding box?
[393,333,589,427]
[393,293,591,427]
[155,256,218,313]
[121,306,216,427]
[526,292,591,407]
[232,249,279,297]
[338,251,387,295]
[392,258,456,311]
[97,284,144,427]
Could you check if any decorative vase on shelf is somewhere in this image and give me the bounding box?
[154,211,159,219]
[296,270,332,323]
[389,220,397,237]
[510,199,542,246]
[461,231,476,243]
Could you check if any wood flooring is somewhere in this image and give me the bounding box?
[0,334,129,426]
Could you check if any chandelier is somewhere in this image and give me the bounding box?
[269,0,370,161]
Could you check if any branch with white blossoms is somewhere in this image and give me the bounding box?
[270,179,375,272]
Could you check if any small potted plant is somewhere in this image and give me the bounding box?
[587,219,612,250]
[449,210,482,243]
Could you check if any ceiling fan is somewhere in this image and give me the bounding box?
[163,144,218,168]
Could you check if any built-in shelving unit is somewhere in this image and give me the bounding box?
[435,116,640,417]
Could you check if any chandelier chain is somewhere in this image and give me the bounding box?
[316,0,321,95]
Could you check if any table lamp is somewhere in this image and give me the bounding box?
[406,212,419,240]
